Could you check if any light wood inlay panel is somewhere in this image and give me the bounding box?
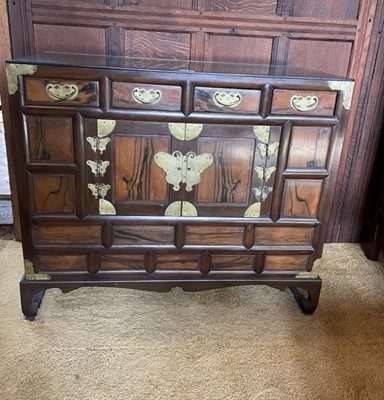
[205,0,277,14]
[255,227,314,246]
[264,255,308,271]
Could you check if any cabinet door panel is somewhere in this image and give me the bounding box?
[27,117,74,163]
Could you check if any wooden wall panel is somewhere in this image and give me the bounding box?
[34,25,107,54]
[285,39,353,77]
[281,0,360,19]
[119,0,194,8]
[205,0,277,14]
[203,35,273,73]
[124,30,191,65]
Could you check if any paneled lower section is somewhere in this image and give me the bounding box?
[185,226,244,246]
[287,127,331,169]
[39,255,88,272]
[113,225,174,245]
[254,227,314,245]
[34,225,102,245]
[210,255,255,271]
[156,254,200,270]
[26,117,74,163]
[31,175,75,215]
[100,254,145,270]
[264,255,308,271]
[281,179,323,218]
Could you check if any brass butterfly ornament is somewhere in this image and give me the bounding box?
[154,151,214,192]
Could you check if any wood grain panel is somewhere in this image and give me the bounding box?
[197,138,254,204]
[24,79,99,106]
[156,254,199,270]
[271,90,337,116]
[32,175,74,214]
[113,225,174,245]
[185,226,244,245]
[124,30,191,68]
[35,225,101,244]
[283,0,360,20]
[112,82,182,111]
[194,87,261,114]
[113,135,169,202]
[264,255,308,271]
[287,127,331,169]
[119,0,194,8]
[34,24,106,54]
[100,254,145,270]
[39,255,87,271]
[285,39,353,78]
[205,0,277,14]
[210,255,255,271]
[203,35,273,74]
[27,117,74,162]
[282,179,323,218]
[255,227,314,245]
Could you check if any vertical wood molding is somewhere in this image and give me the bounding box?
[6,0,35,57]
[0,0,21,239]
[327,0,380,242]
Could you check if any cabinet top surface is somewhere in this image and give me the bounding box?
[8,52,351,81]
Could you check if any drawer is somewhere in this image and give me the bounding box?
[271,90,337,116]
[112,82,182,111]
[24,78,99,106]
[194,87,261,114]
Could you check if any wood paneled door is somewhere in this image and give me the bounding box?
[4,0,384,242]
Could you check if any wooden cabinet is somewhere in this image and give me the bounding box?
[6,54,354,318]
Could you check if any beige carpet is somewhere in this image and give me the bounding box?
[1,240,384,400]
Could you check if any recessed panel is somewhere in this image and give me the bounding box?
[185,226,244,246]
[287,0,359,19]
[27,117,74,162]
[113,135,169,203]
[32,175,75,214]
[39,255,87,272]
[203,35,273,74]
[100,254,145,270]
[35,226,101,245]
[264,255,308,271]
[125,30,191,69]
[113,225,174,245]
[206,0,277,14]
[281,179,323,218]
[210,255,255,271]
[287,127,331,169]
[156,254,200,270]
[197,138,254,204]
[255,227,314,246]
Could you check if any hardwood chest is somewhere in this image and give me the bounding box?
[6,53,354,318]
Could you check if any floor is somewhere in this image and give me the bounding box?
[0,107,13,235]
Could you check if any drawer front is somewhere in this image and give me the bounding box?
[112,82,182,110]
[271,90,337,116]
[194,87,261,114]
[24,78,99,106]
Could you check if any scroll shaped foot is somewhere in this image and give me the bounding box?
[289,281,322,315]
[20,280,46,320]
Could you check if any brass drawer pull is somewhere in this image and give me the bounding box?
[213,91,242,108]
[46,83,79,101]
[290,95,319,112]
[132,88,162,104]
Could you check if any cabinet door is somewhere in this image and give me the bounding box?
[84,119,183,216]
[182,124,281,218]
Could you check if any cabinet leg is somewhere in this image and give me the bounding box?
[20,280,46,320]
[289,280,322,315]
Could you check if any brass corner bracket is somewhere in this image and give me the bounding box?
[6,64,38,95]
[24,260,51,281]
[328,81,355,110]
